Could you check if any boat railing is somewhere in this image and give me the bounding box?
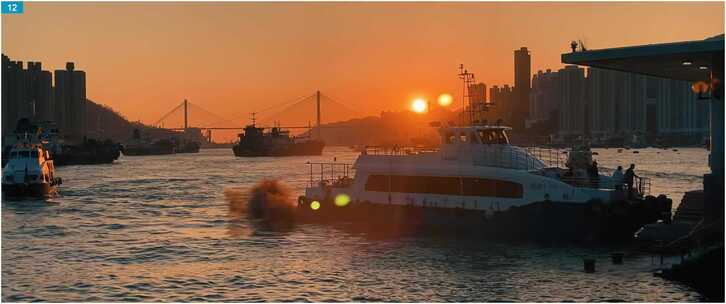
[306,161,355,188]
[362,145,439,156]
[476,146,566,170]
[562,166,651,195]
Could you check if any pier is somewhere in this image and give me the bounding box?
[562,34,724,300]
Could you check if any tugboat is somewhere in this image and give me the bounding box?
[232,121,324,157]
[295,124,667,241]
[2,135,62,199]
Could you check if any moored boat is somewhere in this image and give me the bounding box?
[2,136,62,199]
[293,125,668,241]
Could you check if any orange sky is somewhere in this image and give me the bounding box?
[2,2,724,133]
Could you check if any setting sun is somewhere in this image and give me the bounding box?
[411,98,428,113]
[438,94,453,106]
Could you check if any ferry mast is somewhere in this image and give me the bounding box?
[458,64,476,126]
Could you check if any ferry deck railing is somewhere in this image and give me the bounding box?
[307,162,354,189]
[362,145,439,156]
[358,145,651,195]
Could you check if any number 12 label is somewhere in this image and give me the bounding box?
[2,2,24,14]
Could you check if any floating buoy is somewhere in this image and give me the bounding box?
[584,258,596,273]
[611,252,624,265]
[633,151,640,154]
[672,149,678,152]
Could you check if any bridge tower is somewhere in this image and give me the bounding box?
[183,99,188,130]
[316,90,321,140]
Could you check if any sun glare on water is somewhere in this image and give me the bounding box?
[411,98,428,113]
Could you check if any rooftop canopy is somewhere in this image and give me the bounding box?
[561,35,724,82]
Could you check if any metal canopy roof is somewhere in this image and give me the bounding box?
[561,36,724,82]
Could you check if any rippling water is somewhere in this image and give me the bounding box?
[2,147,709,302]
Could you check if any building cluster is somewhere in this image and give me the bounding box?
[531,65,710,145]
[2,54,87,141]
[465,47,531,130]
[462,47,710,146]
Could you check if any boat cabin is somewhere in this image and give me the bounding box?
[439,126,511,146]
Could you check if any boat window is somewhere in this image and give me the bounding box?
[10,151,18,158]
[444,132,455,144]
[31,151,39,158]
[462,177,523,198]
[19,151,30,158]
[459,132,468,143]
[478,130,496,144]
[364,174,523,198]
[495,130,509,144]
[469,132,480,144]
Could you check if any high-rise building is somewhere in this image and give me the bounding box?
[557,65,588,138]
[2,55,55,135]
[468,82,487,123]
[588,68,709,143]
[485,84,514,125]
[513,47,531,129]
[54,62,87,140]
[527,69,559,128]
[26,62,54,122]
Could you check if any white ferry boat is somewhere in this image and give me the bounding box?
[295,125,668,241]
[2,137,62,199]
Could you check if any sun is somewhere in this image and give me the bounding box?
[411,98,428,113]
[438,93,453,106]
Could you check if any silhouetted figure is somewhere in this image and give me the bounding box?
[588,160,599,187]
[571,41,578,52]
[624,164,638,199]
[611,165,624,189]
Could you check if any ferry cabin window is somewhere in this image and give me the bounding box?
[478,130,497,144]
[469,132,480,144]
[19,151,30,158]
[459,132,468,143]
[444,132,455,144]
[31,151,39,158]
[10,151,18,158]
[364,174,523,198]
[495,130,509,144]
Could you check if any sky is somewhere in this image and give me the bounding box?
[2,2,724,136]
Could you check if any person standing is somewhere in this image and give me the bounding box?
[588,160,600,187]
[624,164,638,198]
[611,166,624,189]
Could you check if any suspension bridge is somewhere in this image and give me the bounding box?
[153,91,360,143]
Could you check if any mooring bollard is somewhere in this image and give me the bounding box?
[584,258,596,273]
[611,252,624,265]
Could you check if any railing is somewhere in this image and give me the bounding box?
[579,166,651,195]
[524,147,568,168]
[474,146,565,171]
[307,162,354,188]
[362,146,439,156]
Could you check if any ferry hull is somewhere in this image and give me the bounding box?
[2,183,57,199]
[292,197,671,242]
[233,141,325,157]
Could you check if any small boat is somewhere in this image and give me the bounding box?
[2,136,62,199]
